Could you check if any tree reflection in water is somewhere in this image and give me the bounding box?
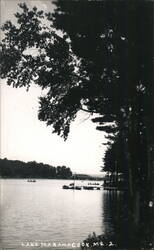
[82,191,154,249]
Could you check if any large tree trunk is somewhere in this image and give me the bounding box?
[127,2,154,246]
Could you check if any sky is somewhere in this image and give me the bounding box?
[0,0,107,175]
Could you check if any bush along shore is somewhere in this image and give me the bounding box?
[81,232,154,250]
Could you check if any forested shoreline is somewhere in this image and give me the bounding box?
[0,158,72,179]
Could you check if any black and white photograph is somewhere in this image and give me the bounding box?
[0,0,154,249]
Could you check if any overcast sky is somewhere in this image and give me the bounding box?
[0,0,107,175]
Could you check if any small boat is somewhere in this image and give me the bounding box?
[63,173,82,190]
[27,179,36,182]
[62,183,82,190]
[83,182,101,190]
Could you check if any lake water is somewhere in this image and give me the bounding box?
[0,179,114,250]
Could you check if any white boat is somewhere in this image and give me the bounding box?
[83,182,101,190]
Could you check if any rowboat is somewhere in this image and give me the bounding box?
[62,183,82,190]
[27,179,36,182]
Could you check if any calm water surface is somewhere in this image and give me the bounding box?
[0,179,113,249]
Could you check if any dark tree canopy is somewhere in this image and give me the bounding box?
[51,2,154,234]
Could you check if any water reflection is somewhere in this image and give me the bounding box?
[102,191,130,247]
[103,191,154,248]
[103,191,118,235]
[83,190,154,249]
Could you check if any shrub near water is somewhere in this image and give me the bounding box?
[81,232,154,250]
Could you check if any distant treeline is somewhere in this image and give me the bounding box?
[75,174,104,181]
[0,158,72,179]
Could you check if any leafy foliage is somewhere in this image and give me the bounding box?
[0,3,82,139]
